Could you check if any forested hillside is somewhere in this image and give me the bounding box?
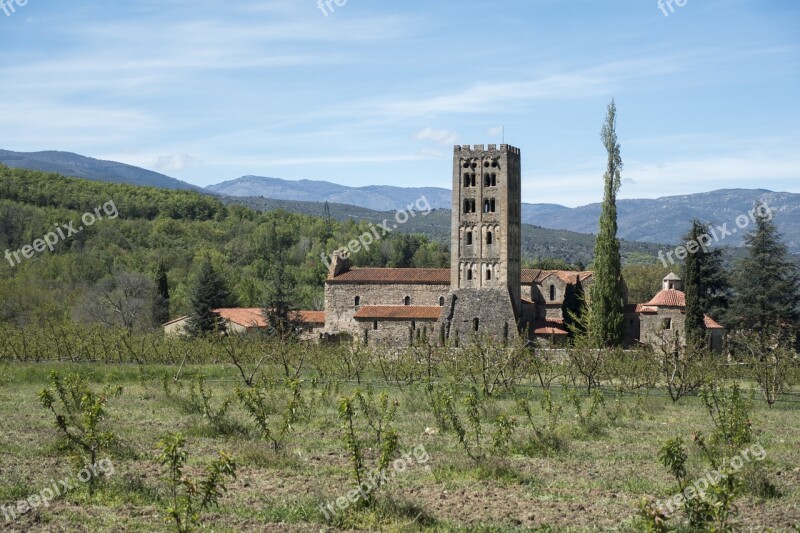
[0,165,448,327]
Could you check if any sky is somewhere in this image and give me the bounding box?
[0,0,798,206]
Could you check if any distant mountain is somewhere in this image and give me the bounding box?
[0,149,202,191]
[520,189,800,253]
[223,196,670,266]
[207,175,452,211]
[8,150,798,254]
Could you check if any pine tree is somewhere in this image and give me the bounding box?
[587,100,626,347]
[152,259,170,327]
[187,258,230,336]
[728,203,799,332]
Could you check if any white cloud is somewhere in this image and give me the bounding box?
[487,126,504,136]
[413,127,458,145]
[153,154,202,172]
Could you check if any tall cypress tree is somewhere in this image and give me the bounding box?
[588,100,626,347]
[683,221,708,349]
[562,276,585,338]
[187,258,230,336]
[151,259,170,327]
[682,220,731,349]
[728,203,799,332]
[262,222,300,340]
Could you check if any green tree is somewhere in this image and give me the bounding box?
[682,220,731,348]
[728,203,799,332]
[262,222,300,340]
[187,259,230,336]
[587,100,626,346]
[152,259,171,327]
[562,276,585,337]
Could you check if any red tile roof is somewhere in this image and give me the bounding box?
[521,269,594,284]
[353,306,443,320]
[297,311,326,324]
[163,316,190,326]
[328,268,450,285]
[532,320,569,335]
[625,304,658,314]
[645,289,686,307]
[704,315,724,329]
[214,308,324,328]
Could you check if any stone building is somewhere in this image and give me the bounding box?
[164,308,325,340]
[322,145,725,350]
[625,273,725,351]
[324,144,525,345]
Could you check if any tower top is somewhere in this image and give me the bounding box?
[454,144,520,155]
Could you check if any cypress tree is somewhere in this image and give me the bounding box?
[562,276,585,337]
[187,258,230,336]
[262,222,300,340]
[587,100,626,347]
[682,220,731,349]
[683,221,707,350]
[728,203,799,332]
[152,259,170,327]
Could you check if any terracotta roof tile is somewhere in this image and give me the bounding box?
[521,269,594,284]
[532,320,569,335]
[645,289,686,307]
[329,268,450,285]
[353,306,443,320]
[704,315,724,329]
[625,303,658,313]
[163,316,190,327]
[214,308,324,327]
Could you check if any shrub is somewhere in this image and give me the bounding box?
[39,371,122,495]
[157,433,236,533]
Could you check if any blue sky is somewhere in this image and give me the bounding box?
[1,0,798,206]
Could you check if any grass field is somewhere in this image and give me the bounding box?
[0,362,798,532]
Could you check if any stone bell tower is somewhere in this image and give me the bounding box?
[440,144,522,342]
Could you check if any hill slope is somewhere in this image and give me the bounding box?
[0,149,202,191]
[223,196,668,265]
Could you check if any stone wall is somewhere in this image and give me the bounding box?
[324,281,449,336]
[439,287,518,344]
[356,318,440,346]
[640,308,686,347]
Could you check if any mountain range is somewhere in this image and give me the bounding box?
[3,149,798,253]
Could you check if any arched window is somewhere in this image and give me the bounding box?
[484,173,491,187]
[467,269,473,281]
[354,296,360,308]
[473,318,480,331]
[464,175,470,187]
[484,200,490,213]
[470,174,476,187]
[491,173,497,186]
[466,231,473,245]
[439,296,445,306]
[549,284,556,301]
[486,268,492,280]
[486,231,493,245]
[404,296,411,306]
[490,199,496,212]
[463,199,470,213]
[471,199,476,212]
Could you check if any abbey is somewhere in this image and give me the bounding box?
[323,144,580,345]
[322,144,726,350]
